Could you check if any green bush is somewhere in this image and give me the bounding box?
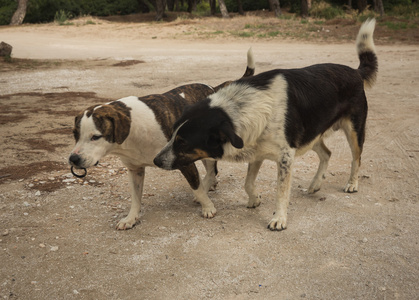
[23,0,139,23]
[0,0,17,25]
[310,1,345,19]
[224,0,269,13]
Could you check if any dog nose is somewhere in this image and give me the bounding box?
[69,154,81,166]
[153,157,162,168]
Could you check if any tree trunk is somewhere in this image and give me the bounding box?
[10,0,28,25]
[210,0,216,15]
[373,0,384,16]
[187,0,196,13]
[357,0,367,12]
[268,0,282,17]
[301,0,308,18]
[155,0,166,21]
[237,0,244,15]
[307,0,312,10]
[218,0,229,18]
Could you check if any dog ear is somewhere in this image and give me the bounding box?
[110,110,131,145]
[219,121,244,149]
[93,106,131,145]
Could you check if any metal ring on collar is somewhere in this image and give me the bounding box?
[71,166,87,178]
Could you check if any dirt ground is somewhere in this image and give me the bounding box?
[0,14,418,299]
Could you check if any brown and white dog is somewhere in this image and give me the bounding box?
[69,49,255,230]
[154,20,378,231]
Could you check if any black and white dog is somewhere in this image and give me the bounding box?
[69,49,255,230]
[154,19,378,231]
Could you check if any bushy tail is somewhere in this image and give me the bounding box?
[356,18,378,88]
[242,47,255,78]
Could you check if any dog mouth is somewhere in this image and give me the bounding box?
[70,161,99,178]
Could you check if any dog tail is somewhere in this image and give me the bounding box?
[242,47,255,78]
[356,18,378,88]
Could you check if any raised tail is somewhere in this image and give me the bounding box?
[356,18,378,88]
[213,47,255,91]
[242,47,255,78]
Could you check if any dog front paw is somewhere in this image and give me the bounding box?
[116,216,139,230]
[267,217,287,231]
[202,205,216,218]
[247,195,261,208]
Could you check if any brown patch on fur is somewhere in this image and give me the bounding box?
[90,102,132,144]
[140,84,215,140]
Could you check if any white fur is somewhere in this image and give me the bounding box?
[210,75,289,163]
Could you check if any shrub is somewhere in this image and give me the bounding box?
[0,0,17,25]
[310,1,345,20]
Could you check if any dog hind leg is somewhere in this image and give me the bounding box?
[308,139,331,194]
[341,118,364,193]
[245,160,263,208]
[116,167,145,230]
[268,151,294,231]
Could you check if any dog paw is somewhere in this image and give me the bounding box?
[116,216,139,230]
[267,217,287,231]
[308,182,321,194]
[344,181,358,193]
[247,195,261,208]
[202,205,216,218]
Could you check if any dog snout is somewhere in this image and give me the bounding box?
[153,156,163,168]
[69,153,81,166]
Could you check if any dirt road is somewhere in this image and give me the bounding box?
[0,16,418,299]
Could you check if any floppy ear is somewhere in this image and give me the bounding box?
[219,121,244,149]
[110,110,131,144]
[93,106,131,144]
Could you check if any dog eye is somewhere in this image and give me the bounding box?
[91,135,102,141]
[175,136,187,146]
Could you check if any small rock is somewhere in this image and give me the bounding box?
[50,246,59,252]
[362,237,368,243]
[2,229,9,236]
[39,243,46,248]
[23,201,30,207]
[0,42,13,57]
[23,212,28,216]
[35,191,41,196]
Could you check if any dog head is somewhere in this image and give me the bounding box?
[69,101,131,169]
[153,99,243,170]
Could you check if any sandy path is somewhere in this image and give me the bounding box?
[0,21,418,299]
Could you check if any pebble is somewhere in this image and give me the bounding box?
[362,237,368,243]
[35,191,41,196]
[63,178,76,183]
[2,229,9,236]
[50,246,59,252]
[23,212,29,216]
[39,243,46,248]
[23,202,30,207]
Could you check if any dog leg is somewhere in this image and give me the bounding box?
[308,139,331,194]
[116,167,145,230]
[342,120,362,193]
[268,152,294,231]
[180,164,216,218]
[245,160,263,208]
[201,159,218,192]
